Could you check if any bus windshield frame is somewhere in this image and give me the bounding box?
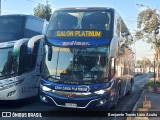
[41,45,110,84]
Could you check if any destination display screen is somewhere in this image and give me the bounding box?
[55,30,102,37]
[49,30,108,39]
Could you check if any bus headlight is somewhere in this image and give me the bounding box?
[94,82,114,95]
[94,89,106,94]
[94,88,111,95]
[40,85,52,91]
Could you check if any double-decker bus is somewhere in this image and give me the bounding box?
[0,14,47,100]
[29,7,135,110]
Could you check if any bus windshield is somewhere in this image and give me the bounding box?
[47,10,111,37]
[0,48,18,79]
[42,46,109,84]
[0,16,24,42]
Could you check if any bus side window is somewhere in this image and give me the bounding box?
[18,45,30,75]
[115,14,121,37]
[117,22,121,37]
[18,42,39,75]
[110,58,116,78]
[31,42,40,69]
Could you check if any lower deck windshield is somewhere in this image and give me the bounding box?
[42,46,109,84]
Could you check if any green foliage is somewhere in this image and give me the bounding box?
[34,1,52,21]
[136,9,160,46]
[145,81,160,87]
[136,8,160,68]
[137,9,159,33]
[136,58,153,68]
[136,60,141,66]
[135,31,143,41]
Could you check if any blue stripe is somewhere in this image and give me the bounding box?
[41,78,110,92]
[46,37,112,46]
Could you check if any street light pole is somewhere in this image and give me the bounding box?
[0,0,1,15]
[154,58,156,91]
[136,3,150,9]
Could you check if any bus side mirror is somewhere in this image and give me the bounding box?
[48,46,52,61]
[27,35,44,54]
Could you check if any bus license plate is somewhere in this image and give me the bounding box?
[65,103,77,108]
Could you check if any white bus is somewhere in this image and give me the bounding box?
[0,14,47,100]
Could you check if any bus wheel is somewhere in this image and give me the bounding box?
[112,85,120,109]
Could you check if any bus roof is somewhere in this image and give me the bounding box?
[0,14,44,21]
[55,7,115,11]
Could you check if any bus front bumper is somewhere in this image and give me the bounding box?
[40,90,112,109]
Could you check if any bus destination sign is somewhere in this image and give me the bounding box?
[55,30,102,37]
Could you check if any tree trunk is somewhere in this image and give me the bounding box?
[157,63,159,80]
[156,52,159,80]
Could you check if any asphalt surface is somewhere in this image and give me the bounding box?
[0,74,151,120]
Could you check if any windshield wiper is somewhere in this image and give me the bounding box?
[44,75,57,79]
[43,75,68,81]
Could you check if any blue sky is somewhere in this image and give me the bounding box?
[1,0,160,60]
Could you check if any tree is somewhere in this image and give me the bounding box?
[136,9,160,43]
[142,58,153,72]
[136,8,160,79]
[34,0,52,21]
[136,58,153,73]
[136,60,141,67]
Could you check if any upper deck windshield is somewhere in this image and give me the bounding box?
[0,48,18,79]
[0,16,24,42]
[41,46,109,84]
[46,10,111,38]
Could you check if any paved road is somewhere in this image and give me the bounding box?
[0,74,151,120]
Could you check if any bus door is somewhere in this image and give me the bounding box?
[31,41,43,90]
[18,41,40,96]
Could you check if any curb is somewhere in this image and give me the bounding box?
[132,90,146,111]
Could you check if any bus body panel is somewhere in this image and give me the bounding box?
[46,37,112,47]
[40,78,117,109]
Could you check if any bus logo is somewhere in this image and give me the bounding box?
[67,92,73,98]
[62,41,90,46]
